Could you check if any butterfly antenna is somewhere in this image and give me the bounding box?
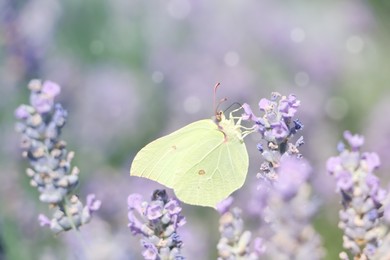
[216,97,228,113]
[223,102,242,113]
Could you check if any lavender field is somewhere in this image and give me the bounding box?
[1,1,390,259]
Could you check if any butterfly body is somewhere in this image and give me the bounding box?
[130,113,248,208]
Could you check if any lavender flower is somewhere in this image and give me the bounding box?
[15,79,101,234]
[244,93,324,259]
[261,157,324,259]
[244,93,305,215]
[242,92,304,181]
[216,197,264,260]
[327,131,387,259]
[128,190,185,260]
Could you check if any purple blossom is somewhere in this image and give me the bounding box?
[278,94,300,118]
[141,241,159,260]
[216,196,234,215]
[242,103,259,122]
[274,156,311,199]
[343,130,364,150]
[15,79,99,233]
[38,214,51,227]
[247,93,323,259]
[14,105,31,119]
[327,156,342,173]
[86,194,102,212]
[362,152,381,172]
[42,81,61,97]
[127,190,185,259]
[258,98,274,111]
[128,212,148,236]
[146,203,164,220]
[271,121,289,139]
[334,171,353,191]
[164,200,182,215]
[217,197,262,259]
[328,132,387,258]
[128,193,144,213]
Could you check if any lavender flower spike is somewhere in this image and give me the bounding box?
[261,156,325,259]
[242,92,304,181]
[217,197,263,260]
[15,79,100,233]
[246,93,324,259]
[128,190,186,260]
[327,131,387,258]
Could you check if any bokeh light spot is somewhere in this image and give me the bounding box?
[167,0,191,20]
[152,71,164,83]
[290,27,305,43]
[325,96,349,121]
[224,51,240,67]
[295,71,310,87]
[183,95,201,114]
[346,36,364,54]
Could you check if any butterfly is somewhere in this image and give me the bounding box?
[130,84,254,208]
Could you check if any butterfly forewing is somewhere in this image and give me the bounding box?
[130,120,219,189]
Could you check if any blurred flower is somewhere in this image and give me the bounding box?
[327,131,387,258]
[15,79,100,234]
[260,157,325,259]
[246,93,324,259]
[216,197,263,260]
[128,190,185,259]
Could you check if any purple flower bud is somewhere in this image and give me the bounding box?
[146,203,164,220]
[365,174,385,202]
[337,142,345,152]
[86,194,101,212]
[14,105,31,119]
[42,81,61,97]
[128,194,144,214]
[335,171,353,191]
[257,143,264,153]
[274,156,311,199]
[327,156,342,173]
[242,103,259,122]
[271,121,289,139]
[216,196,234,215]
[343,131,364,150]
[38,214,51,227]
[128,190,185,258]
[141,240,159,260]
[362,152,380,172]
[278,94,300,118]
[128,212,146,236]
[164,200,182,215]
[293,119,304,130]
[258,98,273,111]
[253,237,266,255]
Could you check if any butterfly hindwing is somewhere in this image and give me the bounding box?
[173,129,248,207]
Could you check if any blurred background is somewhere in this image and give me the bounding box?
[1,0,390,259]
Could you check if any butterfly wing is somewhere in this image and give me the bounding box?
[130,119,220,189]
[172,125,248,207]
[130,118,249,208]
